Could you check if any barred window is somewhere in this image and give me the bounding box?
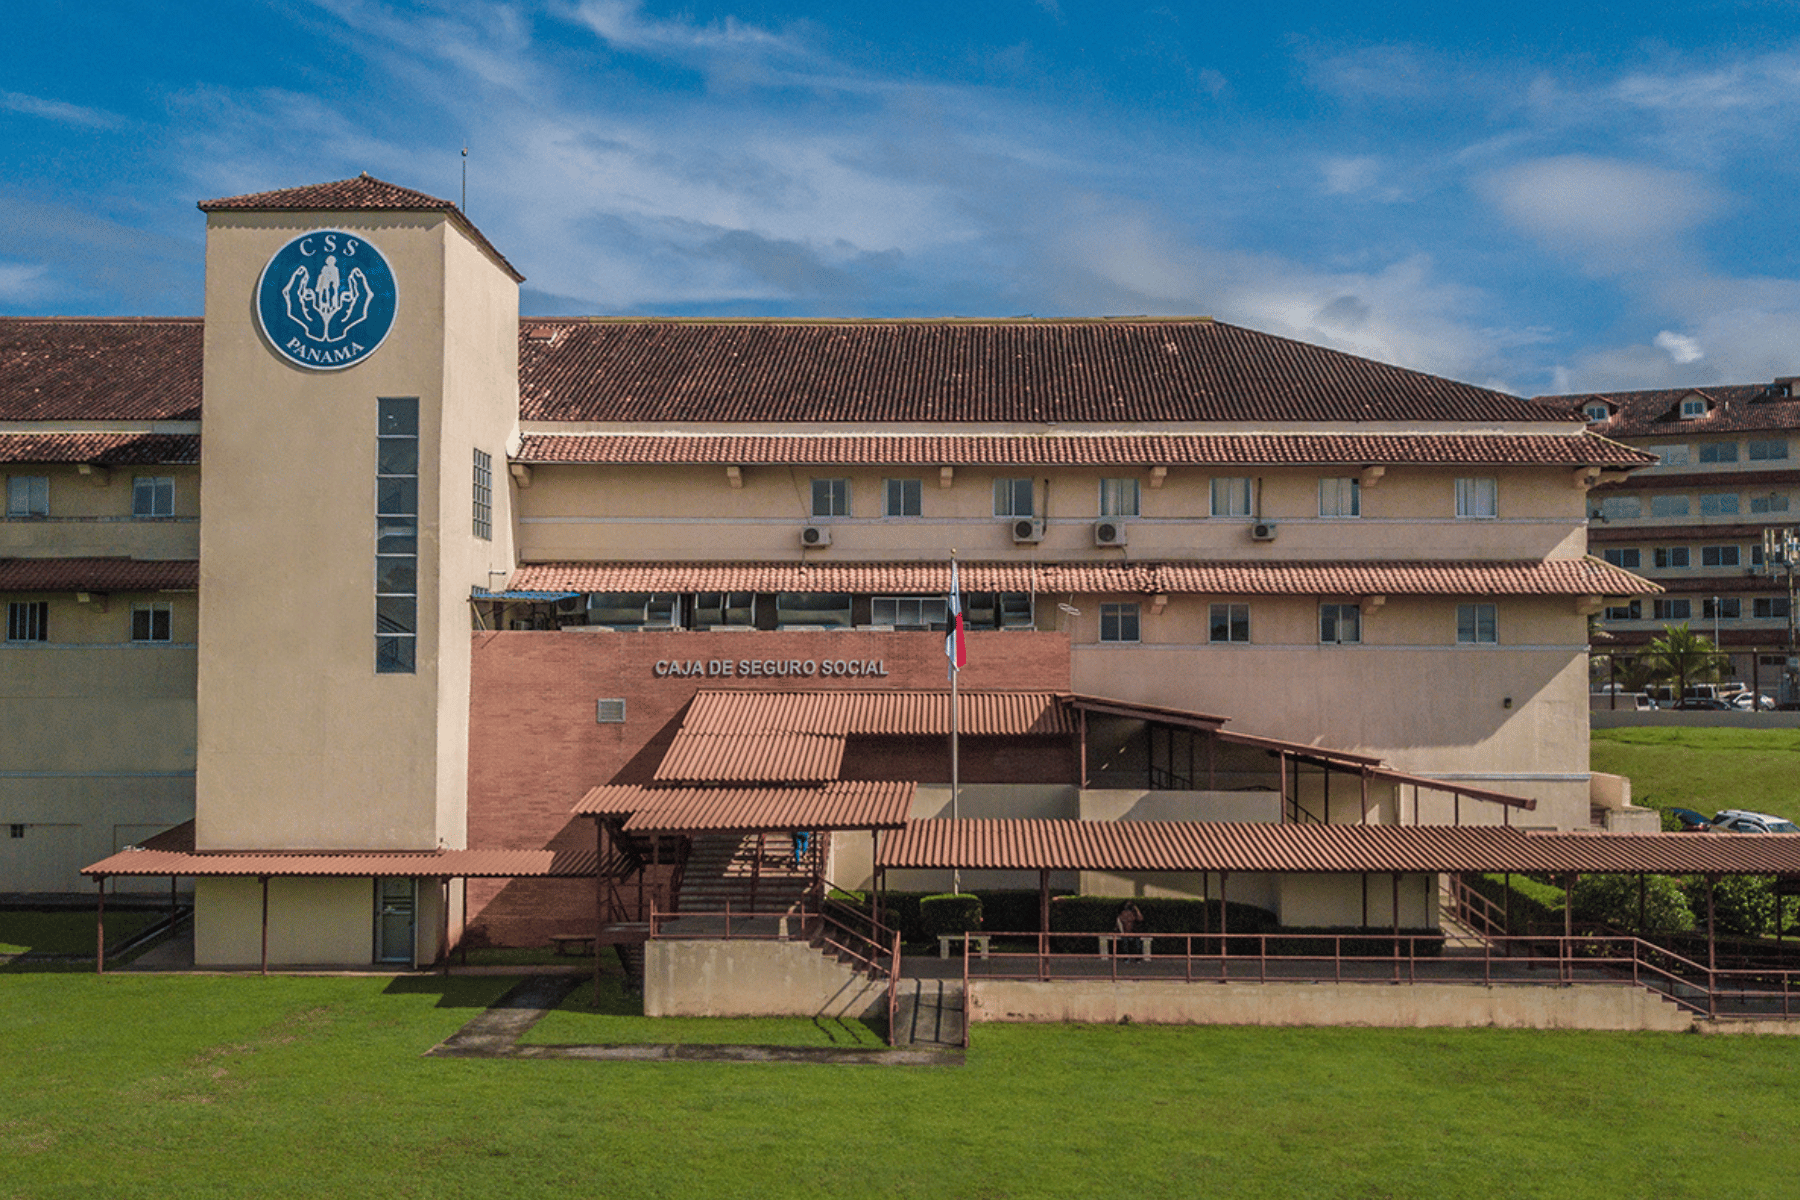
[6,601,47,643]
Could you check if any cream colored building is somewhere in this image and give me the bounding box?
[3,174,1661,966]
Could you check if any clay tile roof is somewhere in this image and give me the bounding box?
[876,820,1800,874]
[0,318,202,421]
[655,690,1072,783]
[515,432,1653,468]
[517,318,1578,425]
[0,432,198,465]
[0,558,198,591]
[83,835,596,878]
[198,173,523,283]
[573,780,915,832]
[1535,382,1800,438]
[508,557,1656,599]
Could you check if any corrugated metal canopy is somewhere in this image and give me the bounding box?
[83,846,597,879]
[876,819,1800,875]
[575,780,914,832]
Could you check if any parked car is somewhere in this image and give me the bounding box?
[1708,809,1800,834]
[1732,691,1778,711]
[1669,807,1712,831]
[1671,697,1734,710]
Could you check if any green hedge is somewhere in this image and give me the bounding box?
[919,893,983,940]
[1464,873,1565,935]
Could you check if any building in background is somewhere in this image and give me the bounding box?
[1534,383,1800,701]
[3,175,1661,966]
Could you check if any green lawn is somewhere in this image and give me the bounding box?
[0,909,160,957]
[1591,727,1800,823]
[4,972,1800,1198]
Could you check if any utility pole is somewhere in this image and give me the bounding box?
[1762,528,1800,704]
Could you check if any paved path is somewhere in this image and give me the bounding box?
[427,975,961,1065]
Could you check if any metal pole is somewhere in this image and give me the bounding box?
[440,878,451,977]
[1219,871,1229,977]
[1392,872,1401,984]
[951,655,961,895]
[96,878,106,975]
[260,875,270,976]
[1038,868,1049,981]
[1278,753,1288,822]
[1707,874,1718,1018]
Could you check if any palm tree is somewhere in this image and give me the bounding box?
[1645,623,1725,702]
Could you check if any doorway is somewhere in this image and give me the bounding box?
[375,878,416,965]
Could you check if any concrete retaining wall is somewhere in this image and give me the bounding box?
[644,938,888,1019]
[968,979,1694,1032]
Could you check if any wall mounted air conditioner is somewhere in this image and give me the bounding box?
[554,594,587,616]
[801,525,832,547]
[1011,518,1046,544]
[1094,520,1128,547]
[1250,522,1278,542]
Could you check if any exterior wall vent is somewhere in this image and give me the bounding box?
[596,698,627,724]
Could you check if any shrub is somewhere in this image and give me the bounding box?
[1464,873,1565,935]
[1571,873,1695,934]
[918,893,982,941]
[1683,875,1776,938]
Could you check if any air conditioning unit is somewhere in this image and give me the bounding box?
[1094,520,1128,547]
[801,525,832,547]
[554,594,586,616]
[1250,522,1278,542]
[1011,518,1046,544]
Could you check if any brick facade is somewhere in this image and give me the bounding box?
[466,628,1071,944]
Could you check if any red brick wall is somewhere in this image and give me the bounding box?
[465,628,1070,944]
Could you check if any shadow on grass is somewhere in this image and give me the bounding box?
[381,974,523,1008]
[525,973,888,1047]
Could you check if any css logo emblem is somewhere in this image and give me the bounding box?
[256,230,398,370]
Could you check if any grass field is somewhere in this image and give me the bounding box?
[4,972,1800,1199]
[1591,727,1800,823]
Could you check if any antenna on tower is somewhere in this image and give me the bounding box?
[461,145,468,213]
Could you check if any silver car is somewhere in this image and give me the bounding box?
[1709,809,1800,834]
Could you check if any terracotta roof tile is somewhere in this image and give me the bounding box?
[574,780,914,832]
[518,318,1577,425]
[0,433,198,465]
[198,173,523,282]
[877,819,1800,874]
[517,432,1652,467]
[509,558,1654,598]
[0,318,201,421]
[0,558,198,591]
[1536,382,1800,439]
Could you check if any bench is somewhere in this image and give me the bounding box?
[550,933,595,956]
[938,934,993,960]
[1097,934,1153,962]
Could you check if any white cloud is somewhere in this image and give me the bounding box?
[1479,155,1721,272]
[0,261,48,302]
[1654,330,1703,364]
[1,91,125,130]
[1320,156,1381,196]
[570,0,799,63]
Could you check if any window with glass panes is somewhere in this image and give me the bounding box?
[1454,477,1497,519]
[1210,477,1251,517]
[1749,439,1789,461]
[1604,548,1641,568]
[1604,600,1641,620]
[1701,545,1740,568]
[1654,547,1690,568]
[472,449,492,540]
[993,478,1034,517]
[132,476,174,517]
[1751,493,1790,514]
[1595,496,1640,520]
[1654,598,1692,620]
[6,601,46,643]
[811,478,850,518]
[872,597,947,628]
[1650,495,1690,517]
[1318,477,1360,518]
[1099,602,1140,642]
[375,398,419,674]
[1209,603,1249,643]
[1697,441,1739,464]
[6,475,48,518]
[1457,603,1497,644]
[883,478,922,517]
[1099,478,1140,517]
[1319,603,1360,644]
[1755,598,1791,619]
[130,603,172,643]
[1703,597,1741,620]
[1700,493,1739,516]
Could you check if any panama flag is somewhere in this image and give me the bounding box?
[946,559,968,675]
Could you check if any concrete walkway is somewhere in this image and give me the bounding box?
[427,975,961,1065]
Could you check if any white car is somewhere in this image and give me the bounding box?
[1709,809,1800,834]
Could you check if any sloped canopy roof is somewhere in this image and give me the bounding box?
[575,780,914,833]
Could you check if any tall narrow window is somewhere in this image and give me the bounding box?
[6,476,49,518]
[811,478,850,518]
[130,603,172,643]
[6,601,47,643]
[1318,478,1360,518]
[1456,603,1497,644]
[993,478,1034,517]
[1454,477,1497,519]
[1099,478,1141,517]
[472,449,493,540]
[376,398,419,674]
[132,476,175,517]
[883,478,922,517]
[1210,477,1252,517]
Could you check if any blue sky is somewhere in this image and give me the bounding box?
[4,0,1800,396]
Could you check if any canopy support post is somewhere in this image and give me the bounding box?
[1038,868,1050,981]
[1707,873,1718,1018]
[95,877,106,975]
[260,874,270,976]
[1391,872,1401,984]
[441,878,451,977]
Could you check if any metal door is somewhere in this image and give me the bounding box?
[375,878,416,965]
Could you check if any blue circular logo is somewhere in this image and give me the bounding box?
[256,230,398,371]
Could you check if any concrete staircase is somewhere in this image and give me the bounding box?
[675,832,815,915]
[892,977,965,1047]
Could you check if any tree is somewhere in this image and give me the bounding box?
[1645,623,1726,700]
[1572,873,1695,934]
